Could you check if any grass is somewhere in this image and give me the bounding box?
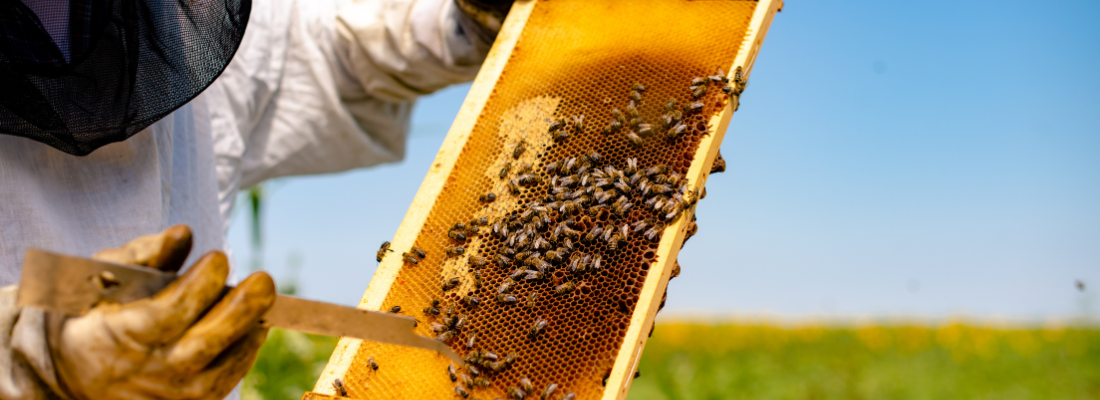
[243,321,1100,400]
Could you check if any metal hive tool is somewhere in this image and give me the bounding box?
[304,0,781,399]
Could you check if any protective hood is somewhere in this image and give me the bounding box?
[0,0,250,156]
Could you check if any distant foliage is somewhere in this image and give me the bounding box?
[243,323,1100,399]
[242,329,337,400]
[629,322,1100,400]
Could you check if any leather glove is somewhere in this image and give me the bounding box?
[48,225,276,400]
[454,0,515,33]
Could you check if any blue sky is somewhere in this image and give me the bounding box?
[227,0,1100,320]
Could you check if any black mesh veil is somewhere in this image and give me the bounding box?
[0,0,251,156]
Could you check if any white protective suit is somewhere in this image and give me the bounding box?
[0,0,492,397]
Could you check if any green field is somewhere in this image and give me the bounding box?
[242,321,1100,400]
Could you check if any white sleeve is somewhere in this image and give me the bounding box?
[206,0,491,220]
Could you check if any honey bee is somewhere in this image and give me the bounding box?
[555,281,575,295]
[499,162,512,179]
[368,356,379,371]
[607,118,624,134]
[734,66,745,85]
[584,226,603,243]
[526,292,538,308]
[499,278,514,294]
[568,254,584,273]
[586,149,602,165]
[665,208,682,221]
[479,192,497,203]
[711,67,729,82]
[626,131,643,147]
[507,386,527,400]
[510,268,528,280]
[571,114,585,131]
[513,140,526,159]
[448,364,458,382]
[473,377,491,387]
[637,123,654,137]
[684,101,704,112]
[332,378,348,397]
[402,252,419,265]
[528,319,547,339]
[468,255,488,268]
[454,314,468,330]
[546,160,563,175]
[562,157,577,174]
[507,179,522,195]
[644,224,662,242]
[685,220,698,242]
[667,122,687,139]
[424,306,441,316]
[561,393,576,400]
[610,108,625,123]
[412,246,427,259]
[496,293,519,304]
[629,90,643,102]
[548,118,566,132]
[376,241,394,262]
[518,174,543,186]
[722,85,734,94]
[389,305,402,313]
[691,76,707,86]
[632,82,646,92]
[629,117,644,128]
[447,246,465,257]
[554,128,570,141]
[607,235,623,252]
[692,85,707,98]
[520,377,534,393]
[613,180,631,194]
[544,249,563,264]
[448,230,467,242]
[646,164,668,176]
[473,271,483,288]
[540,383,558,400]
[465,332,477,349]
[454,386,469,398]
[463,296,481,307]
[624,158,638,175]
[612,201,633,216]
[443,277,460,291]
[666,172,683,186]
[591,254,603,271]
[626,101,640,118]
[711,151,726,173]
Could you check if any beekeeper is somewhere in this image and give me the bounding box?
[0,0,512,398]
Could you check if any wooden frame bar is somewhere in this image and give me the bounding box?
[306,1,781,398]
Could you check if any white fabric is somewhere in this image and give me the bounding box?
[0,0,489,398]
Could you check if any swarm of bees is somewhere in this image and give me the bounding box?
[380,68,743,399]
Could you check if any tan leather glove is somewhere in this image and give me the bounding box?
[48,225,276,400]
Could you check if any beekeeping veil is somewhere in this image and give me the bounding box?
[0,0,250,156]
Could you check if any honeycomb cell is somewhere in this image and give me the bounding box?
[331,1,758,399]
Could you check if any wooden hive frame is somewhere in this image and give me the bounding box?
[305,0,781,399]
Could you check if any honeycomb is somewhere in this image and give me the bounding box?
[315,1,763,399]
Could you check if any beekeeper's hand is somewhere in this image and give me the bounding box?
[50,225,276,400]
[455,0,516,33]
